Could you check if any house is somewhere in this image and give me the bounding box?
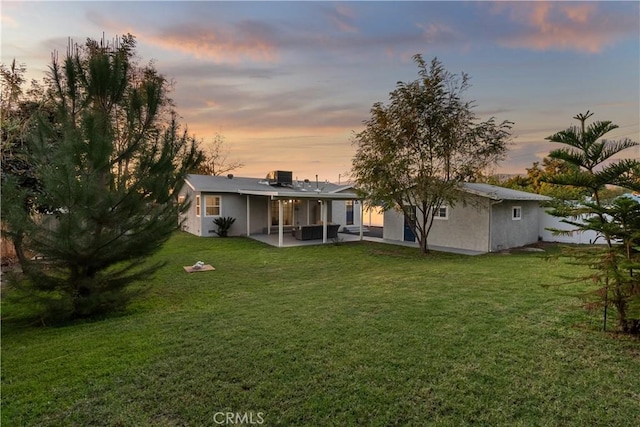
[381,183,551,253]
[179,174,557,253]
[178,172,361,246]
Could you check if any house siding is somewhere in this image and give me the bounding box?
[248,195,269,235]
[178,186,201,236]
[383,198,491,251]
[489,201,540,251]
[383,209,405,241]
[382,196,545,252]
[426,196,491,252]
[331,200,347,229]
[179,192,259,237]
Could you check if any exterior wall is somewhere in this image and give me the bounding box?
[331,200,347,228]
[181,192,269,237]
[178,186,202,236]
[384,200,491,252]
[216,193,247,237]
[426,197,491,252]
[383,197,544,252]
[539,209,606,244]
[489,200,541,251]
[383,209,405,241]
[248,195,269,235]
[188,192,245,237]
[331,199,367,229]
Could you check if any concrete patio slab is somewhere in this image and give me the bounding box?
[248,232,484,255]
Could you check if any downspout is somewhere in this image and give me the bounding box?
[359,200,364,241]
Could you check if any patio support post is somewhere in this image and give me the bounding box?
[306,200,310,225]
[278,199,284,247]
[322,200,328,243]
[359,200,364,241]
[246,195,251,236]
[267,198,271,235]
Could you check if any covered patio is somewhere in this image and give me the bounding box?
[241,190,364,248]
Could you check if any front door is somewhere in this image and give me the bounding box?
[403,206,416,242]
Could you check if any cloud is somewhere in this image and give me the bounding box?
[417,22,465,45]
[1,13,19,29]
[162,62,287,81]
[324,4,358,33]
[148,21,279,63]
[489,1,639,54]
[85,8,279,63]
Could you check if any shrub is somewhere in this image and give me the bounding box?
[213,216,236,237]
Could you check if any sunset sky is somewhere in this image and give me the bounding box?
[2,1,639,182]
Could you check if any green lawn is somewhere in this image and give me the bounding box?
[2,233,639,426]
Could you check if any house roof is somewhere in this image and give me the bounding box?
[461,183,552,201]
[184,175,549,202]
[184,174,358,200]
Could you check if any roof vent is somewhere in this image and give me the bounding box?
[266,170,293,187]
[227,174,234,179]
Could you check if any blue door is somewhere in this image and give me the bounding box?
[403,206,416,242]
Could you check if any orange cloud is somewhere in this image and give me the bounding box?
[147,26,279,63]
[492,1,637,54]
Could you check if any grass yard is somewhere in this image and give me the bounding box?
[2,233,639,426]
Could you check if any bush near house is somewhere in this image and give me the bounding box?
[2,234,639,426]
[213,216,236,237]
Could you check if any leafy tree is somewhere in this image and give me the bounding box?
[544,111,640,334]
[191,132,244,176]
[2,35,203,322]
[1,61,47,204]
[351,55,512,254]
[495,157,589,201]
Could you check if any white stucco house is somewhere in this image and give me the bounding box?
[178,172,360,247]
[381,183,552,253]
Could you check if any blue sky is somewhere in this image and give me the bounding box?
[2,1,639,182]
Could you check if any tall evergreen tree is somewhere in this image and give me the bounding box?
[3,35,203,321]
[544,111,640,334]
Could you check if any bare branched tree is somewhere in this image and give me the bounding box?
[192,133,244,176]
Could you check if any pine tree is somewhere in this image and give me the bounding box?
[3,35,203,321]
[544,111,640,334]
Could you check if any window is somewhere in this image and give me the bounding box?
[196,196,201,217]
[271,200,294,226]
[177,195,186,204]
[205,196,221,216]
[512,206,522,221]
[434,206,448,220]
[346,200,354,225]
